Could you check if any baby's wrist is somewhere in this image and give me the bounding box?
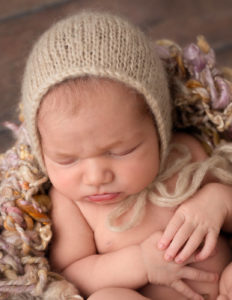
[139,231,163,284]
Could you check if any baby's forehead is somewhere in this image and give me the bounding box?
[38,77,148,119]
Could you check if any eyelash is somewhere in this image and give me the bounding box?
[109,144,139,157]
[56,158,79,166]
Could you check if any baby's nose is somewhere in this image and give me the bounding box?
[83,159,114,186]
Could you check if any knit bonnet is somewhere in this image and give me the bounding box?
[21,11,172,172]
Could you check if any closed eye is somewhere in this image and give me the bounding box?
[55,157,79,166]
[109,143,141,157]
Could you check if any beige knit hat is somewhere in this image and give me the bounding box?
[21,11,172,172]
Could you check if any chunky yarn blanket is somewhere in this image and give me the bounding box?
[0,36,231,299]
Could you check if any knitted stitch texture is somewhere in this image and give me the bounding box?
[21,11,171,172]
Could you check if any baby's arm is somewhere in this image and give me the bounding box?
[158,133,232,263]
[49,187,147,297]
[49,187,216,299]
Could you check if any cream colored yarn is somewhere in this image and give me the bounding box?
[21,11,171,172]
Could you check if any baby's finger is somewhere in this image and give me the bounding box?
[195,231,218,261]
[164,222,194,261]
[179,266,218,283]
[171,280,204,300]
[158,213,184,250]
[175,228,205,263]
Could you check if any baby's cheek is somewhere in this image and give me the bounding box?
[141,156,159,182]
[46,168,69,193]
[121,160,158,193]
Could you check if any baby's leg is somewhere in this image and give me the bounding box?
[218,262,232,300]
[140,235,232,300]
[88,288,150,300]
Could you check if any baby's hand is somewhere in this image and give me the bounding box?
[158,183,228,263]
[141,231,218,300]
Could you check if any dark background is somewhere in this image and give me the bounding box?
[1,0,232,152]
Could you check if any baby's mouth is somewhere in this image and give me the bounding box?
[87,192,121,203]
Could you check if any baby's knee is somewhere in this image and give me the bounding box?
[87,288,150,300]
[219,262,232,299]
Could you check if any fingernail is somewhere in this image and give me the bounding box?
[175,257,183,263]
[158,242,165,250]
[164,254,173,261]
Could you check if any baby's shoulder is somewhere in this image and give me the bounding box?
[171,132,208,162]
[49,187,93,234]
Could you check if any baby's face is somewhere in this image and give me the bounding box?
[38,79,160,205]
